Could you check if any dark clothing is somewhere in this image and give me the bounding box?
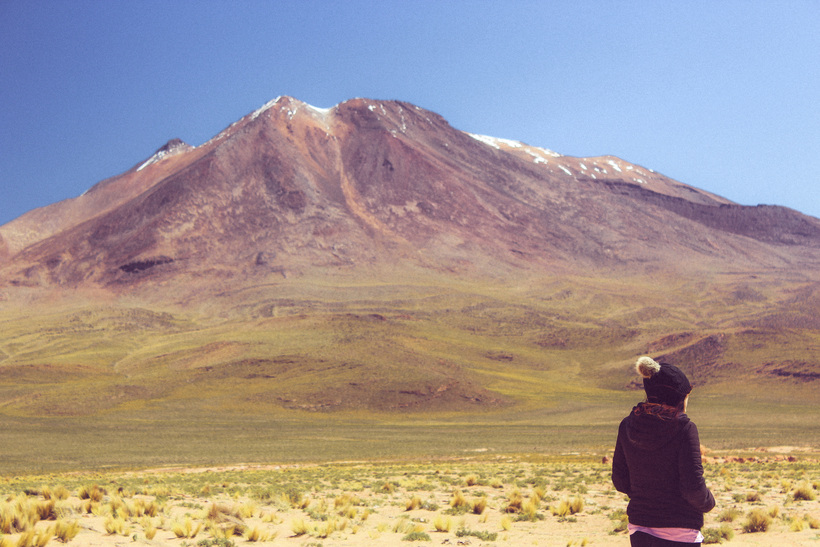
[612,404,715,530]
[629,531,699,546]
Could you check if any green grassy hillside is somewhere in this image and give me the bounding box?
[1,270,818,474]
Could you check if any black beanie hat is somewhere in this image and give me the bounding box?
[635,356,692,407]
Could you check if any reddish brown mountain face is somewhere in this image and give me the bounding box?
[2,96,819,294]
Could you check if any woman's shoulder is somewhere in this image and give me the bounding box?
[677,414,705,442]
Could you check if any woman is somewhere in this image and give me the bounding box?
[612,356,715,546]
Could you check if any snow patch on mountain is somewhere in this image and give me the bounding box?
[136,139,188,172]
[136,156,159,172]
[307,104,332,116]
[467,133,523,150]
[251,96,283,120]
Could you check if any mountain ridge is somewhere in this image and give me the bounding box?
[2,96,818,295]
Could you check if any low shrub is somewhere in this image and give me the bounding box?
[104,515,128,536]
[290,517,309,536]
[745,491,761,502]
[743,508,772,533]
[793,482,817,501]
[471,496,487,515]
[193,539,236,547]
[450,490,468,509]
[402,530,431,541]
[405,495,422,511]
[432,514,451,532]
[456,527,498,541]
[54,519,80,543]
[171,516,201,538]
[789,516,807,532]
[702,524,734,544]
[78,485,105,502]
[504,489,523,513]
[718,507,740,522]
[551,496,583,517]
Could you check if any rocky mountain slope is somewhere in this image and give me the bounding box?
[3,96,819,296]
[0,97,818,421]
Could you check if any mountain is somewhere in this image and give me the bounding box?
[0,97,819,428]
[3,96,819,294]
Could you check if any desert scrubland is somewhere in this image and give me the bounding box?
[1,451,818,547]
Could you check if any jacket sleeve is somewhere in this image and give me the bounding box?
[611,420,631,496]
[678,421,715,513]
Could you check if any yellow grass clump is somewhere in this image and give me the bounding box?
[140,517,158,541]
[77,485,105,502]
[405,495,422,511]
[551,496,584,517]
[171,516,202,538]
[104,515,128,536]
[433,514,452,532]
[743,508,772,533]
[504,489,524,513]
[290,516,309,536]
[450,490,469,510]
[793,482,817,501]
[54,519,80,543]
[471,496,487,515]
[245,524,274,542]
[4,528,53,547]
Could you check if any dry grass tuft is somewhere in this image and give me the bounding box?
[171,516,201,538]
[54,519,80,543]
[471,496,487,515]
[405,495,422,511]
[290,516,309,536]
[433,514,452,532]
[104,515,128,536]
[793,482,817,501]
[743,508,772,533]
[718,507,741,522]
[245,524,272,542]
[504,489,524,513]
[141,517,158,541]
[77,485,105,502]
[551,496,584,517]
[450,490,469,510]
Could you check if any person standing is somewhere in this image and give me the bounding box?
[612,356,715,546]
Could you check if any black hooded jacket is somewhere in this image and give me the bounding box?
[612,404,715,529]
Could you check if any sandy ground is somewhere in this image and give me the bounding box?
[3,454,819,547]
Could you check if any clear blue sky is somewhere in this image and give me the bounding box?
[2,0,819,227]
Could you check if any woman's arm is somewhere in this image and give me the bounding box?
[611,420,631,496]
[678,421,715,513]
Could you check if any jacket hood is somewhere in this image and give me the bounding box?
[625,403,690,451]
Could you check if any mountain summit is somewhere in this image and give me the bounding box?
[2,96,819,297]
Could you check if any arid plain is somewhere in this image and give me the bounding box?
[1,451,819,546]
